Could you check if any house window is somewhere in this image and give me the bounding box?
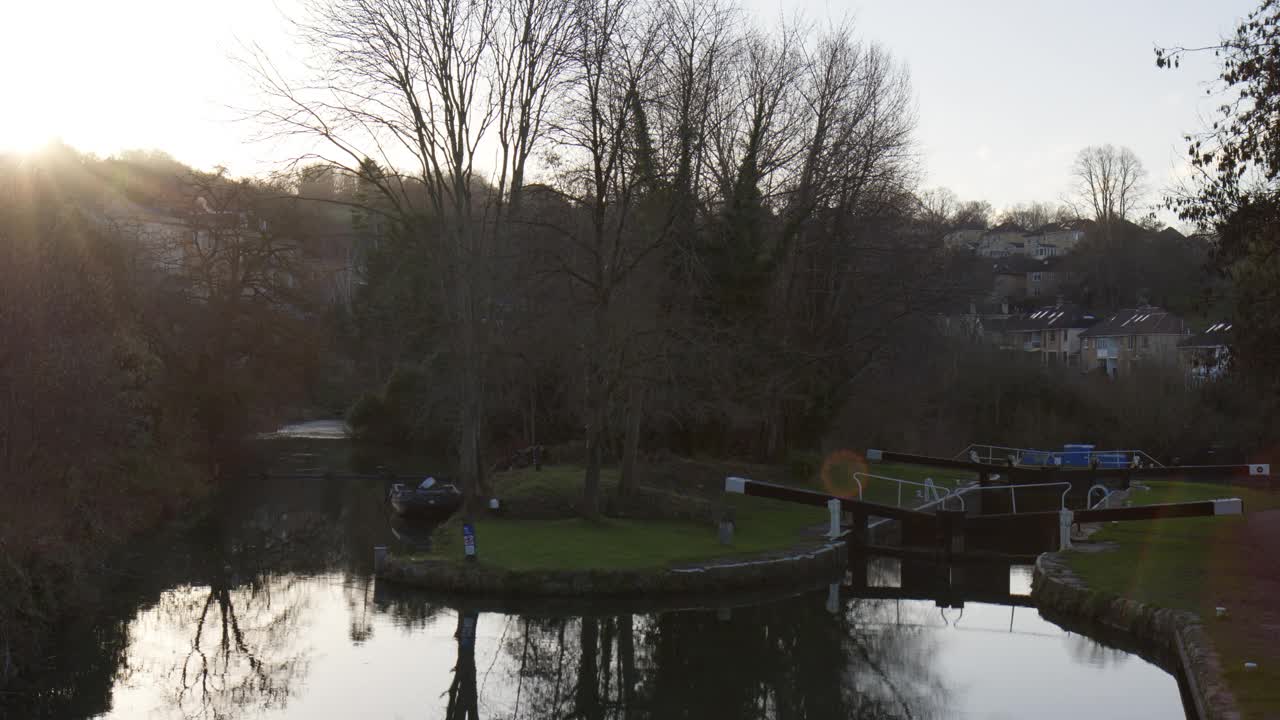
[1128,335,1136,350]
[1032,287,1041,297]
[1031,272,1042,282]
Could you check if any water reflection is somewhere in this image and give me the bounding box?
[7,437,1187,720]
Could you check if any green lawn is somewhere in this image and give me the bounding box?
[415,459,971,574]
[426,501,823,572]
[1065,481,1280,717]
[420,463,827,572]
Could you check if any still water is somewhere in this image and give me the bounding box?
[18,427,1187,719]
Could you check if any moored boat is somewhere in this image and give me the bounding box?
[389,478,463,522]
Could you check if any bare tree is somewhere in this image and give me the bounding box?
[251,0,575,511]
[997,200,1063,230]
[1069,144,1147,224]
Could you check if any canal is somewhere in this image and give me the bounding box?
[14,425,1189,719]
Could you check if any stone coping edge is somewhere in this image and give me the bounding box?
[377,540,848,598]
[1032,552,1238,720]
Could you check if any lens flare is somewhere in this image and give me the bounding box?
[821,449,868,499]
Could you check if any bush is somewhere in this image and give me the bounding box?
[786,450,822,485]
[346,393,391,443]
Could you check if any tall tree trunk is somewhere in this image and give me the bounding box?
[619,383,644,497]
[583,302,609,517]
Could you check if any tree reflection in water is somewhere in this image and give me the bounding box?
[152,573,309,720]
[478,592,950,720]
[446,611,481,720]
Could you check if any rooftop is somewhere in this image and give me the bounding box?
[1080,307,1187,337]
[1003,304,1097,333]
[1179,322,1233,349]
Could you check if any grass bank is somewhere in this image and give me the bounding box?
[418,463,831,572]
[1065,480,1280,718]
[412,458,974,573]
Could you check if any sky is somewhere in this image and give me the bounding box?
[0,0,1258,219]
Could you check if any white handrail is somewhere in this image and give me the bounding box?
[953,480,1074,514]
[852,472,964,511]
[1087,484,1112,509]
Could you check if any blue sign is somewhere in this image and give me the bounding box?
[462,523,477,559]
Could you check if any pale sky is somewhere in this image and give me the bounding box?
[0,0,1256,217]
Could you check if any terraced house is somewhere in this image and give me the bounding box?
[996,304,1097,367]
[1079,307,1189,378]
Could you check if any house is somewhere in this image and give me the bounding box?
[997,304,1097,366]
[977,222,1028,257]
[936,300,1013,341]
[1030,221,1089,256]
[1079,307,1189,378]
[990,256,1068,304]
[1179,322,1232,383]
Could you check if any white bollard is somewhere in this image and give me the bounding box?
[827,498,842,539]
[1058,509,1073,550]
[826,583,840,614]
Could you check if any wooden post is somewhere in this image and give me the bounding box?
[849,507,868,547]
[938,509,966,557]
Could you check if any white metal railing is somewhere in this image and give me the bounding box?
[1086,484,1113,509]
[852,472,964,511]
[955,444,1165,468]
[951,481,1073,515]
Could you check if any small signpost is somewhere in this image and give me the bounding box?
[462,522,477,561]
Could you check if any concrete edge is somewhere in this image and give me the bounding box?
[377,541,848,599]
[1032,552,1240,720]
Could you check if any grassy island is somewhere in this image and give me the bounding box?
[408,461,975,573]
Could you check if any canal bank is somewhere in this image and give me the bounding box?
[1031,480,1280,719]
[1033,551,1236,720]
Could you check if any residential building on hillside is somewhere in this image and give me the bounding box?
[995,304,1097,366]
[1079,307,1189,378]
[1179,322,1232,383]
[949,219,1091,259]
[990,256,1068,304]
[977,222,1027,257]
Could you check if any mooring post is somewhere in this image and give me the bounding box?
[718,504,736,545]
[1059,508,1073,550]
[826,583,840,614]
[373,545,388,573]
[826,498,842,539]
